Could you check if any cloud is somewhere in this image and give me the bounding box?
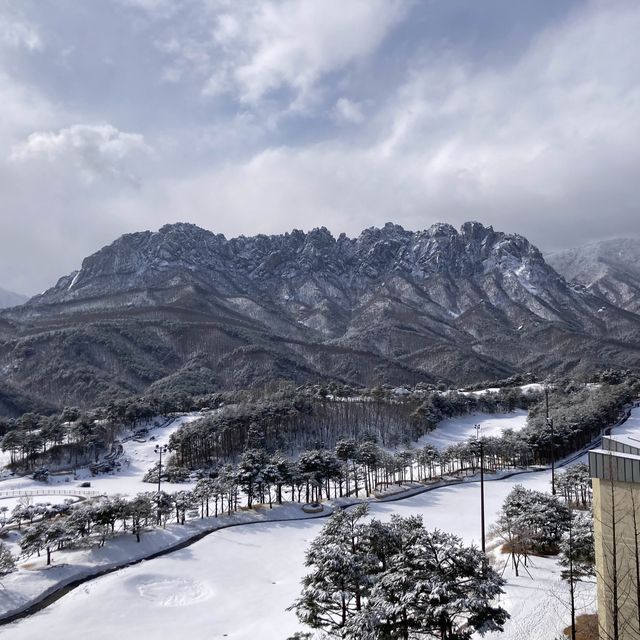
[0,123,152,294]
[154,0,408,111]
[1,0,640,296]
[333,98,365,124]
[0,73,55,144]
[0,10,42,51]
[117,0,640,250]
[10,124,152,185]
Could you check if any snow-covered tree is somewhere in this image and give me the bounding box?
[237,448,268,508]
[291,507,508,639]
[151,490,174,525]
[491,485,570,576]
[194,478,216,517]
[556,464,592,508]
[127,494,154,542]
[19,519,69,566]
[173,490,196,524]
[559,510,595,640]
[290,504,375,632]
[348,521,508,640]
[0,541,15,583]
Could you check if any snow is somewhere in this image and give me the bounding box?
[3,405,635,639]
[0,415,199,498]
[0,502,331,626]
[67,271,80,290]
[459,383,544,396]
[415,410,528,449]
[605,405,640,443]
[0,495,79,514]
[0,469,584,640]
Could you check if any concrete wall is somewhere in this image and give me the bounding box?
[593,477,640,639]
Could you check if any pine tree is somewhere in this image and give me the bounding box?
[559,510,595,640]
[291,508,508,639]
[0,541,15,584]
[289,504,375,632]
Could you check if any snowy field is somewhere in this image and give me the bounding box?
[416,410,528,449]
[0,495,80,514]
[459,383,544,396]
[0,405,624,639]
[0,414,199,498]
[0,469,586,640]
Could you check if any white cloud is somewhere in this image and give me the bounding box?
[117,0,640,249]
[10,124,152,185]
[0,11,42,51]
[155,0,408,110]
[0,72,55,145]
[333,97,365,124]
[222,0,407,106]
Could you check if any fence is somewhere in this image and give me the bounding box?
[0,488,102,499]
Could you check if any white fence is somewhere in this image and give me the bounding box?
[0,488,102,499]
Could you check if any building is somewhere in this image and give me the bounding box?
[589,435,640,639]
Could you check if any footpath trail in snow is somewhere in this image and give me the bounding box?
[0,405,624,640]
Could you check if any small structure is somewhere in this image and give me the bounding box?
[301,503,324,514]
[589,435,640,639]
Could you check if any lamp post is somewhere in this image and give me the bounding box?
[475,424,486,554]
[154,444,168,494]
[545,386,556,496]
[154,444,168,524]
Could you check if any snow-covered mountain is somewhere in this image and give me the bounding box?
[2,221,640,411]
[0,287,27,309]
[548,238,640,314]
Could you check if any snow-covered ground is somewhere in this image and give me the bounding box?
[1,405,625,639]
[0,414,199,498]
[0,495,79,514]
[0,469,586,640]
[416,410,528,449]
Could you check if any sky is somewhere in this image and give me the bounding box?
[0,0,639,295]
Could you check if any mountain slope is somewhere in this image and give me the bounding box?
[2,221,640,413]
[0,287,27,309]
[548,238,640,314]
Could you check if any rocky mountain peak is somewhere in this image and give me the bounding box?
[25,220,561,309]
[4,221,640,410]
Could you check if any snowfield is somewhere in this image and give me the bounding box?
[417,410,528,449]
[0,414,199,498]
[0,405,623,639]
[0,469,587,640]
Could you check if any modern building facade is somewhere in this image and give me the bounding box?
[589,435,640,640]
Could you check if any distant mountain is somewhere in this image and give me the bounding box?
[2,221,640,413]
[0,287,27,309]
[548,238,640,314]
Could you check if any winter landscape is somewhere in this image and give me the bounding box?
[0,382,635,639]
[2,1,640,639]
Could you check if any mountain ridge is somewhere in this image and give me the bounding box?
[0,287,27,310]
[1,221,640,414]
[548,237,640,314]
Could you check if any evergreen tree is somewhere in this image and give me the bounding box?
[0,541,15,583]
[291,508,508,639]
[290,504,375,632]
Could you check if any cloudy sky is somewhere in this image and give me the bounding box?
[1,0,639,294]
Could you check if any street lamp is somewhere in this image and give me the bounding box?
[154,444,169,525]
[545,386,556,495]
[475,424,486,554]
[154,444,168,494]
